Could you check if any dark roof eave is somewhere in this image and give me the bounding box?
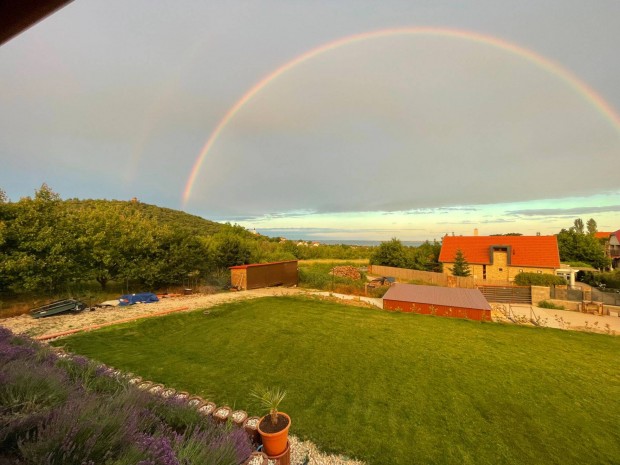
[0,0,74,46]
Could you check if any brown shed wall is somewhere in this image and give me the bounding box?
[232,261,298,290]
[230,268,247,290]
[383,299,491,321]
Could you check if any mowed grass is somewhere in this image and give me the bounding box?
[54,296,620,465]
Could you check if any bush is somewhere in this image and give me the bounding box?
[578,270,620,289]
[537,300,565,310]
[514,272,566,286]
[298,262,367,294]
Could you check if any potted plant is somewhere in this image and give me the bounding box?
[250,386,290,456]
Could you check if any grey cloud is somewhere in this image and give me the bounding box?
[1,1,619,222]
[257,227,426,235]
[507,205,620,217]
[437,218,516,225]
[405,207,479,215]
[189,37,620,218]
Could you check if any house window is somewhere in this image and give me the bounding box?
[498,268,503,272]
[483,265,487,279]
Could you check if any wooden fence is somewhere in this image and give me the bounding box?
[368,265,516,289]
[368,265,449,286]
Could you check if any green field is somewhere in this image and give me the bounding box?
[54,296,620,465]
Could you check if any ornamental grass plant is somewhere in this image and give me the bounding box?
[250,386,286,426]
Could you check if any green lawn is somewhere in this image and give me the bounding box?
[54,296,620,465]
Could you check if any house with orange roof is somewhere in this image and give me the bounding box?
[439,235,560,282]
[609,230,620,269]
[594,231,612,240]
[594,230,620,269]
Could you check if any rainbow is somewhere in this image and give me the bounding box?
[182,27,620,206]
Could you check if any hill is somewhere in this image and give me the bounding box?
[64,198,231,238]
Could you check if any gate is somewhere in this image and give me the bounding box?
[591,288,620,306]
[551,286,584,302]
[478,285,531,304]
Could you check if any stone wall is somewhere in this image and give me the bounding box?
[531,285,550,305]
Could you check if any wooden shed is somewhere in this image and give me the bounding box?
[383,283,492,321]
[229,260,298,290]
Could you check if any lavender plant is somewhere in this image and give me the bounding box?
[0,328,252,465]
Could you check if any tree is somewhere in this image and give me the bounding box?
[412,240,442,272]
[557,226,610,270]
[370,238,408,268]
[450,249,471,277]
[572,218,585,234]
[586,218,597,235]
[1,185,83,293]
[209,231,252,270]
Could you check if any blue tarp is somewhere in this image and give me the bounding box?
[118,293,159,306]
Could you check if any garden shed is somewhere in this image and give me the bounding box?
[229,260,298,290]
[383,283,492,321]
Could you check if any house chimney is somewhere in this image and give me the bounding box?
[473,228,479,236]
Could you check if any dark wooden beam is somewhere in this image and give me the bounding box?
[0,0,74,46]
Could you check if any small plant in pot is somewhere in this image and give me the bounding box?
[250,386,290,456]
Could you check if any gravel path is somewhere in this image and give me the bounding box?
[0,287,307,339]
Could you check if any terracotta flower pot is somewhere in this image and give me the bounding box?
[197,401,217,416]
[242,451,268,465]
[257,412,291,456]
[243,416,261,445]
[187,395,205,409]
[231,409,248,427]
[213,405,232,423]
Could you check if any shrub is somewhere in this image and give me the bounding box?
[578,269,620,289]
[514,272,566,286]
[538,300,565,310]
[298,262,367,294]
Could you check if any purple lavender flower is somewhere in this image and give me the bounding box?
[71,355,91,370]
[0,326,14,342]
[0,342,37,362]
[136,433,180,465]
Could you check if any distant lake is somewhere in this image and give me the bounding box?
[312,239,425,247]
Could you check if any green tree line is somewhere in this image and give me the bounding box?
[369,238,442,272]
[0,185,372,294]
[557,218,610,270]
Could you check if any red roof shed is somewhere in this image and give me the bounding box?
[383,283,492,321]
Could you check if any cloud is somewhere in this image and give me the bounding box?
[187,36,620,218]
[404,207,479,215]
[436,218,516,225]
[257,227,425,235]
[507,205,620,217]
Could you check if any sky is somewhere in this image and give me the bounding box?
[1,1,619,241]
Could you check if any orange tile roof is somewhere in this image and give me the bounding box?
[439,236,560,268]
[595,231,612,239]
